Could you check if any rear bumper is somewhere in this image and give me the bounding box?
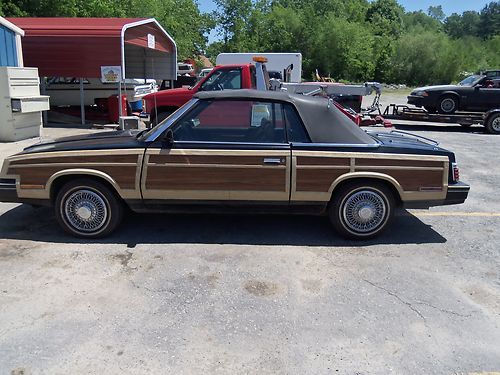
[444,181,470,205]
[404,182,470,209]
[0,178,19,203]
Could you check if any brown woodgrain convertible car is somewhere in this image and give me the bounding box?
[0,90,469,239]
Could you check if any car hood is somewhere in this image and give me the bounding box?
[144,87,192,99]
[412,84,460,93]
[19,130,144,155]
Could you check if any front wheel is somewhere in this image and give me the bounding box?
[438,95,458,114]
[329,182,395,240]
[55,178,123,238]
[485,113,500,134]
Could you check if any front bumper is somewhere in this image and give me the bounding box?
[407,95,426,107]
[0,178,18,203]
[404,181,470,209]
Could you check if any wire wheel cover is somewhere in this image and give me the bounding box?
[64,189,108,232]
[342,190,387,233]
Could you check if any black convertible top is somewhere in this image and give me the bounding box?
[194,89,376,144]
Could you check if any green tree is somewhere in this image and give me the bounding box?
[428,5,445,21]
[444,11,480,38]
[390,29,460,85]
[403,11,442,31]
[366,0,404,37]
[479,1,500,39]
[444,13,465,38]
[311,16,375,81]
[213,0,252,51]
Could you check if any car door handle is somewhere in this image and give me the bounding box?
[263,158,283,165]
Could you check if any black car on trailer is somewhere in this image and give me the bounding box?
[408,75,500,114]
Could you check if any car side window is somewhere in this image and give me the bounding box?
[284,104,310,143]
[172,100,286,143]
[199,69,242,91]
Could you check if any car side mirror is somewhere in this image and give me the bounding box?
[163,129,174,145]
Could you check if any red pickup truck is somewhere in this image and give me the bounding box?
[143,59,384,127]
[144,63,266,125]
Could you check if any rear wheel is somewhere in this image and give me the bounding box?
[55,178,123,238]
[329,181,395,240]
[485,113,500,134]
[438,95,458,114]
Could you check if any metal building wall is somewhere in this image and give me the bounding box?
[0,25,18,67]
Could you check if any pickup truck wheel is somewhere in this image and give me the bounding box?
[55,178,123,238]
[438,95,458,114]
[485,113,500,134]
[151,110,172,126]
[329,182,394,240]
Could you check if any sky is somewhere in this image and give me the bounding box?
[198,0,492,14]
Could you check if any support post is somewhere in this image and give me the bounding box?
[40,78,48,127]
[79,78,85,126]
[118,80,123,119]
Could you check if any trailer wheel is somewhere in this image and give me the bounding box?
[438,95,458,114]
[485,113,500,134]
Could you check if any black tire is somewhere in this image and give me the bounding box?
[150,110,173,126]
[55,178,123,238]
[485,113,500,135]
[329,181,395,240]
[424,106,437,113]
[438,95,458,114]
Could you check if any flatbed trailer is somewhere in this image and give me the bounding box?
[379,104,500,134]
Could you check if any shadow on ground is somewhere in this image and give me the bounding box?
[0,205,446,247]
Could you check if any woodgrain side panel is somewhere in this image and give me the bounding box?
[292,152,447,202]
[296,169,348,192]
[296,157,350,166]
[149,154,275,166]
[355,168,444,191]
[355,159,443,168]
[10,155,139,165]
[8,165,137,190]
[146,166,286,191]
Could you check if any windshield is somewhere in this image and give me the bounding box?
[199,68,242,91]
[139,100,198,141]
[458,75,484,86]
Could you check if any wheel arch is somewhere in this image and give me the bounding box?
[328,172,403,204]
[485,109,500,124]
[48,169,122,202]
[440,91,460,99]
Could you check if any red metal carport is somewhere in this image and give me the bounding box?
[8,17,177,80]
[8,17,177,124]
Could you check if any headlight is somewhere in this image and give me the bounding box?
[413,90,428,97]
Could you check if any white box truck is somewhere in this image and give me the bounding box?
[216,52,302,83]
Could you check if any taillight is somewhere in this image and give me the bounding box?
[452,162,460,182]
